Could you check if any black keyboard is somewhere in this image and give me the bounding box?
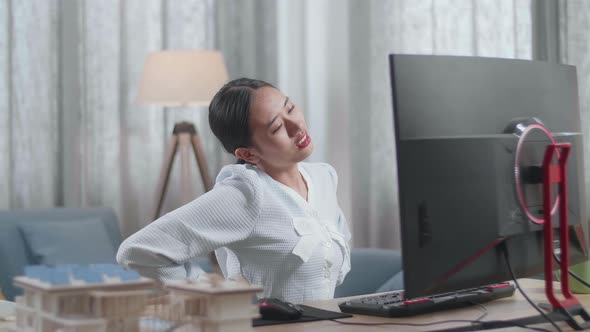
[338,283,515,317]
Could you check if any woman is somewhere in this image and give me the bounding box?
[116,78,351,303]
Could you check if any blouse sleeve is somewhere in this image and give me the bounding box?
[324,163,352,285]
[116,166,262,282]
[336,207,352,285]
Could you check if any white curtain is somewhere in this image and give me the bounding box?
[0,1,60,211]
[559,0,590,207]
[0,0,222,237]
[257,0,533,249]
[3,0,590,250]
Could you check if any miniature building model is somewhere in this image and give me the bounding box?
[13,266,263,332]
[142,275,263,332]
[12,264,154,332]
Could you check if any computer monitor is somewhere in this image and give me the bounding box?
[390,54,588,299]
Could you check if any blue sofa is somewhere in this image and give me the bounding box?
[0,207,403,301]
[336,248,404,297]
[0,208,124,301]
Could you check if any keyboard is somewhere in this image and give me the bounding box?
[338,282,515,317]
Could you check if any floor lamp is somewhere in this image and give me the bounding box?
[137,50,229,221]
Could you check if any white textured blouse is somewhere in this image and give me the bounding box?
[116,162,351,303]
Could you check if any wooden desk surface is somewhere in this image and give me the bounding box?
[256,279,590,331]
[1,279,588,331]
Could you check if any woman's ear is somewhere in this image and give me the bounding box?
[234,147,260,164]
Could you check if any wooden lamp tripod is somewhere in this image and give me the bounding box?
[153,121,213,220]
[137,50,229,220]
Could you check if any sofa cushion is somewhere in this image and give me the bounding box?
[334,248,402,298]
[0,207,122,301]
[19,218,118,265]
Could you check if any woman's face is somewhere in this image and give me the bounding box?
[245,86,313,170]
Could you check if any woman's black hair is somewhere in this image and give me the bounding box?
[208,78,275,164]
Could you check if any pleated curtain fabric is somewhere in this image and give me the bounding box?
[2,0,589,249]
[344,0,533,249]
[0,0,221,237]
[558,0,590,245]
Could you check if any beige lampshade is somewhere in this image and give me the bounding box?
[137,50,229,107]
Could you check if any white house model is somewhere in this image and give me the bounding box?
[12,266,263,332]
[144,275,263,332]
[12,264,154,332]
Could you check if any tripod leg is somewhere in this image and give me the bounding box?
[189,133,222,276]
[178,133,194,205]
[153,135,179,221]
[190,133,213,191]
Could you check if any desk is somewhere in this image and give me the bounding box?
[257,279,590,331]
[1,279,589,331]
